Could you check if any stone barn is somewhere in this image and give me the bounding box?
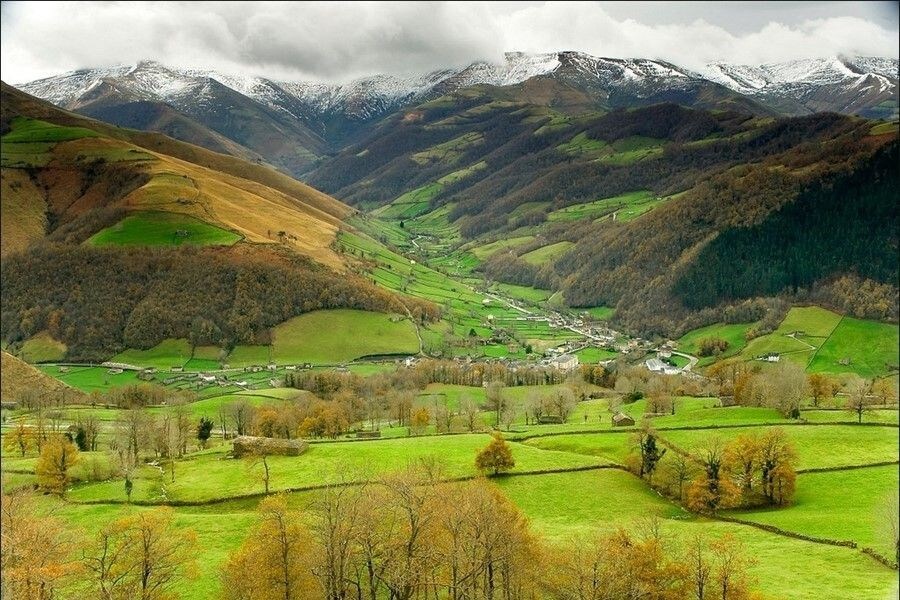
[231,436,308,458]
[611,412,635,427]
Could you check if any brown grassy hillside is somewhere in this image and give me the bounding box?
[1,82,354,268]
[0,351,81,402]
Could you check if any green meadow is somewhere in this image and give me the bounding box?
[271,309,419,363]
[88,211,241,247]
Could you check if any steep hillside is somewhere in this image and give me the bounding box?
[0,350,81,401]
[309,88,897,338]
[18,62,328,176]
[0,83,437,361]
[558,140,899,336]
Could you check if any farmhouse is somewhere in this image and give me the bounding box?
[199,374,216,383]
[549,354,579,371]
[612,412,635,427]
[761,353,781,363]
[231,435,308,457]
[645,358,679,375]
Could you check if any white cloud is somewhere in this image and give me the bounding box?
[1,1,896,84]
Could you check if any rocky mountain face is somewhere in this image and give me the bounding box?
[15,53,897,177]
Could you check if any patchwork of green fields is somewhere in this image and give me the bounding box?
[714,306,900,378]
[1,116,101,167]
[546,190,664,224]
[88,211,241,247]
[808,317,899,379]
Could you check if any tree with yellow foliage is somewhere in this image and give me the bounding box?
[35,434,79,497]
[475,434,516,476]
[83,507,197,600]
[410,406,430,436]
[758,428,797,506]
[3,422,34,457]
[220,494,318,600]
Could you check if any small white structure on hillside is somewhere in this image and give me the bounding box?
[645,358,679,376]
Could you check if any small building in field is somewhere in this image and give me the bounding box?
[171,366,184,373]
[762,353,781,363]
[612,412,635,427]
[231,436,308,458]
[199,374,216,383]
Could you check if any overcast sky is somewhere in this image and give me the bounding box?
[2,1,897,83]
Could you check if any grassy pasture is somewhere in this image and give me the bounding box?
[88,211,241,247]
[520,241,574,265]
[575,347,618,363]
[67,434,601,504]
[557,131,609,156]
[271,309,419,364]
[37,364,142,393]
[579,306,616,320]
[499,470,898,600]
[547,190,663,224]
[19,331,67,362]
[113,338,194,369]
[491,283,553,304]
[677,322,755,366]
[411,132,483,165]
[3,116,100,143]
[808,316,899,379]
[374,183,443,219]
[467,235,535,260]
[729,465,899,558]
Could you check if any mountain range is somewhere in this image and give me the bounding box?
[16,52,898,177]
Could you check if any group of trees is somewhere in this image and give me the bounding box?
[1,491,195,599]
[633,427,798,513]
[709,361,898,421]
[219,465,762,600]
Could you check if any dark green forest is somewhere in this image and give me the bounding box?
[675,144,899,307]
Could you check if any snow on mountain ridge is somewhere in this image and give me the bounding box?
[15,52,897,123]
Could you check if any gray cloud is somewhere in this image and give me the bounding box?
[1,1,897,83]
